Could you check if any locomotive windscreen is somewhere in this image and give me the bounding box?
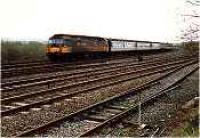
[48,39,64,46]
[48,39,74,46]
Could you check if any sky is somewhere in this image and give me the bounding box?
[0,0,187,42]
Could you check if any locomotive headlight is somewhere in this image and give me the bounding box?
[50,47,60,53]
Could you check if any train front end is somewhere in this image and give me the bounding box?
[46,37,72,60]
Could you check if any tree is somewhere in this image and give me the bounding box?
[181,0,200,42]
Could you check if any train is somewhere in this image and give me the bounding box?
[46,34,172,60]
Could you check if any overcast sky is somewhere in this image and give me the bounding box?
[0,0,186,42]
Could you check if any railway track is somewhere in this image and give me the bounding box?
[2,54,196,93]
[2,51,175,70]
[96,70,199,137]
[1,55,168,87]
[1,53,198,137]
[1,52,188,78]
[2,55,138,78]
[2,60,50,69]
[1,56,197,116]
[1,55,195,93]
[2,54,145,69]
[13,60,198,137]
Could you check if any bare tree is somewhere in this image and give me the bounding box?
[181,0,200,42]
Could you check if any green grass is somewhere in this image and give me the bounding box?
[1,40,47,64]
[171,106,199,137]
[180,119,199,137]
[175,116,199,137]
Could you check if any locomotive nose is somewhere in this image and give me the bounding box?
[61,46,72,53]
[50,47,60,53]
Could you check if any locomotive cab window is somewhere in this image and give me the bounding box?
[64,39,73,46]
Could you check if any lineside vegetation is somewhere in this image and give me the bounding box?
[1,40,47,64]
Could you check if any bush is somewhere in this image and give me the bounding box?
[1,40,47,64]
[181,41,199,55]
